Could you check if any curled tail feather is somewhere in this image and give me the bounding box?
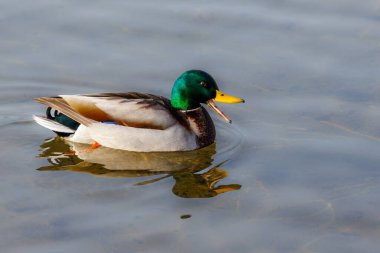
[34,97,97,126]
[33,115,76,134]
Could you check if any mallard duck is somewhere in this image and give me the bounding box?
[33,70,244,152]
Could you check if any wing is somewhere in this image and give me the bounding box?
[59,92,183,130]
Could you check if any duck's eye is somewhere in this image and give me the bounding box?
[200,81,210,88]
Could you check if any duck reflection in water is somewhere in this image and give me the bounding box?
[37,137,241,198]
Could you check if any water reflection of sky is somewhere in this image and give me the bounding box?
[1,0,380,253]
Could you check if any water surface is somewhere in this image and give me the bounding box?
[1,1,380,253]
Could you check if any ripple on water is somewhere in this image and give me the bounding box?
[214,119,245,161]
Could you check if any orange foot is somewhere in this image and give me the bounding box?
[64,142,101,155]
[91,142,101,149]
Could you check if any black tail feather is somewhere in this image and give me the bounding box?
[46,107,80,136]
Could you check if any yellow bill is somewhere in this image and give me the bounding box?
[214,90,245,104]
[207,90,245,124]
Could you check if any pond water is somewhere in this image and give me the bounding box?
[1,1,380,252]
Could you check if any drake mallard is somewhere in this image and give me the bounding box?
[33,70,244,152]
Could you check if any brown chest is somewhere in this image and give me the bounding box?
[184,107,216,148]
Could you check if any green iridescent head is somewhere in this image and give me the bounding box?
[170,70,245,123]
[170,70,219,110]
